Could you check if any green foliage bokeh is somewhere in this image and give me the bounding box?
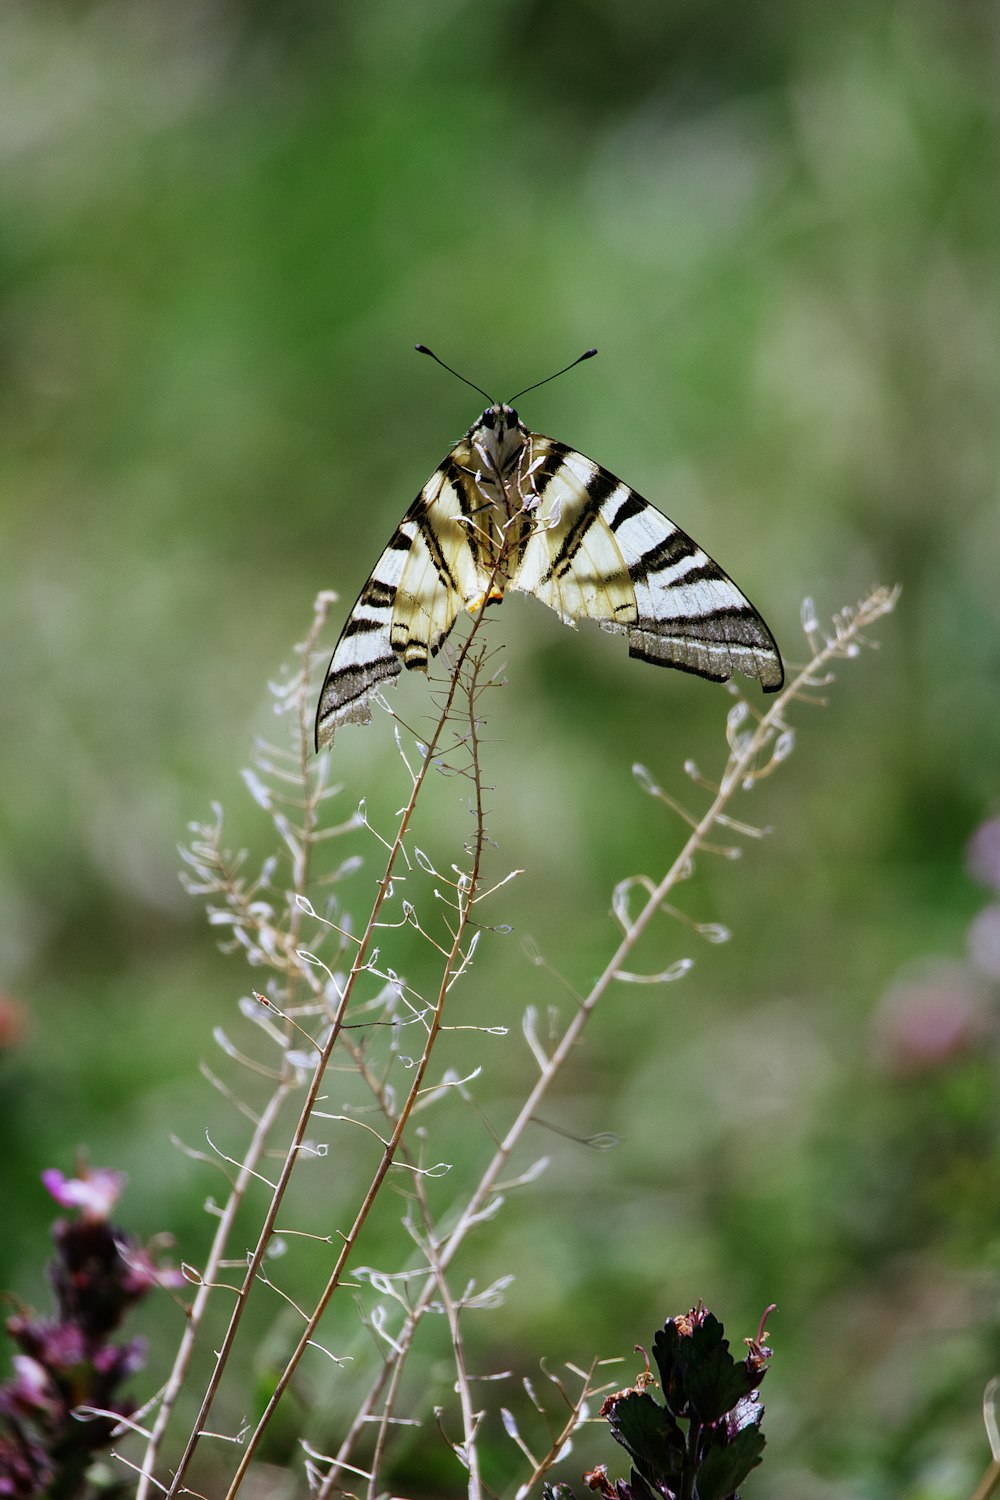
[2,2,999,1495]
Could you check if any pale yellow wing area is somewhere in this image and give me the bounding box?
[389,464,489,668]
[510,444,638,634]
[315,457,492,747]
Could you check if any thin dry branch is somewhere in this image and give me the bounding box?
[135,598,340,1500]
[163,598,506,1499]
[148,585,896,1500]
[318,585,899,1494]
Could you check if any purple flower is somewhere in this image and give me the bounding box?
[871,962,988,1075]
[9,1358,47,1404]
[2,1164,181,1498]
[41,1166,125,1221]
[117,1241,187,1297]
[967,816,1000,895]
[969,903,1000,981]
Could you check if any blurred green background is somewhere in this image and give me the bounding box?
[2,1,999,1495]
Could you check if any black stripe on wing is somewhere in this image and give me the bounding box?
[543,466,621,583]
[626,530,700,582]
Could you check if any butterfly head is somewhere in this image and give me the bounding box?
[479,402,522,432]
[473,403,527,469]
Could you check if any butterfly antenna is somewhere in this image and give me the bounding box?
[507,347,598,404]
[415,345,495,405]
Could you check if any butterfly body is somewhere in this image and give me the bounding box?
[315,402,783,749]
[430,403,536,593]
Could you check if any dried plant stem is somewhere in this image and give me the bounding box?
[425,1232,483,1500]
[138,603,339,1500]
[404,1118,501,1500]
[133,1078,293,1499]
[319,584,900,1492]
[517,1360,606,1495]
[970,1461,1000,1500]
[221,651,493,1497]
[165,607,496,1499]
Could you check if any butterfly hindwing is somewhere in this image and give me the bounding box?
[512,436,784,693]
[314,459,490,748]
[510,441,637,632]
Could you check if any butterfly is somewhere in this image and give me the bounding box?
[315,352,783,750]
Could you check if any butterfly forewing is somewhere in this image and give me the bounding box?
[314,402,783,749]
[314,464,493,746]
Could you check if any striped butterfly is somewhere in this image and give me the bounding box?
[315,349,783,750]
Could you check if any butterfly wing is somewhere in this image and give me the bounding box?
[511,436,784,692]
[314,456,491,749]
